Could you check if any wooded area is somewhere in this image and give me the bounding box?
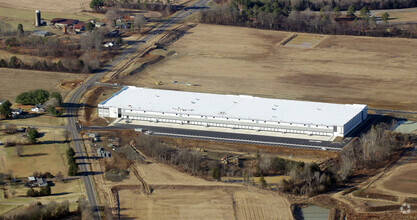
[198,1,417,38]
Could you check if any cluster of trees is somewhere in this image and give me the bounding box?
[339,123,408,181]
[15,89,62,116]
[105,8,147,31]
[15,89,50,105]
[32,171,55,179]
[0,56,94,73]
[105,0,178,15]
[256,153,305,176]
[0,100,12,118]
[280,162,336,196]
[0,201,70,220]
[90,0,105,11]
[3,36,78,58]
[135,134,207,175]
[26,185,51,197]
[235,0,417,12]
[1,24,104,73]
[250,153,336,195]
[197,2,417,38]
[67,147,79,176]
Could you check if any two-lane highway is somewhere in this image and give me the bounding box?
[65,1,210,218]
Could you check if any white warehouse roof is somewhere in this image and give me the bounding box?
[99,86,367,126]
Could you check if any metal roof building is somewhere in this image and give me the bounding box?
[98,86,367,137]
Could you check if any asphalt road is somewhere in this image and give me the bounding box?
[65,1,210,218]
[87,124,345,151]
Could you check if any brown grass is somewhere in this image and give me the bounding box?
[0,68,87,102]
[116,161,293,219]
[114,24,417,111]
[0,128,69,177]
[376,9,417,23]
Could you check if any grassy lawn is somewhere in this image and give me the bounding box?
[2,143,68,177]
[376,10,417,23]
[1,115,65,127]
[0,127,69,177]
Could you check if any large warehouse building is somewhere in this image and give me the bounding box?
[98,86,367,137]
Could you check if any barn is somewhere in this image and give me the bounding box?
[98,86,367,137]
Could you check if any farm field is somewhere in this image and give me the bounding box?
[114,158,293,219]
[0,0,88,14]
[0,68,87,102]
[117,24,417,111]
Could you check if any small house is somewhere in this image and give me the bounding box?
[94,22,106,27]
[31,105,45,112]
[103,42,114,48]
[37,178,48,187]
[11,108,23,117]
[28,176,36,182]
[74,22,86,32]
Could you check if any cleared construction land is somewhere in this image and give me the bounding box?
[116,24,417,111]
[0,68,87,101]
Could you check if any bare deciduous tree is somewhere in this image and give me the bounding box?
[15,145,23,157]
[134,14,147,32]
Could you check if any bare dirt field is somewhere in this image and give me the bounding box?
[0,68,87,102]
[375,153,417,197]
[0,0,88,14]
[116,24,417,111]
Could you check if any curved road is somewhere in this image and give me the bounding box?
[65,1,210,218]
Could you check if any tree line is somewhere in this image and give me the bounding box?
[0,56,95,73]
[338,122,409,181]
[67,147,79,176]
[0,201,71,220]
[197,2,417,38]
[102,0,178,15]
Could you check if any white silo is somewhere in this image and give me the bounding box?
[35,10,41,26]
